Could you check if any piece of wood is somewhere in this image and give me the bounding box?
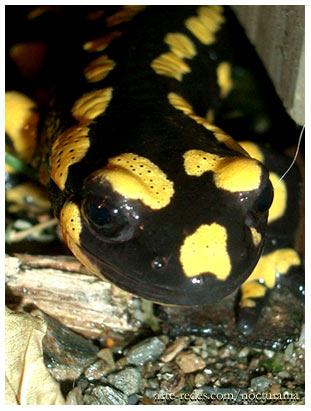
[5,254,144,340]
[232,5,305,125]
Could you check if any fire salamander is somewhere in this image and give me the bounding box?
[5,5,304,334]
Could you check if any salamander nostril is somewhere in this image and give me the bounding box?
[151,256,167,270]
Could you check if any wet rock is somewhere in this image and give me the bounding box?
[126,336,166,366]
[89,386,128,405]
[107,367,142,395]
[66,387,83,405]
[39,311,98,381]
[161,336,190,362]
[84,359,112,381]
[194,373,208,388]
[83,394,100,405]
[251,376,272,392]
[97,348,115,371]
[175,352,206,373]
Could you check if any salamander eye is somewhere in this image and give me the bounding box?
[256,180,274,212]
[82,196,133,241]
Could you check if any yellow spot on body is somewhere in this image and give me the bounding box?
[245,248,300,289]
[239,282,266,308]
[206,108,215,124]
[9,42,47,79]
[106,6,147,27]
[27,6,62,20]
[95,153,174,210]
[151,52,191,81]
[238,141,264,163]
[50,124,90,190]
[268,172,287,223]
[238,143,286,223]
[239,248,300,308]
[60,201,103,278]
[250,227,262,247]
[185,6,225,45]
[168,92,194,115]
[83,31,122,52]
[183,150,262,192]
[217,62,233,98]
[180,223,231,280]
[72,88,113,122]
[164,33,196,59]
[5,91,39,162]
[86,9,105,21]
[168,92,247,155]
[185,17,215,45]
[83,55,116,83]
[199,5,225,27]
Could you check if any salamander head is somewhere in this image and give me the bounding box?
[58,147,273,306]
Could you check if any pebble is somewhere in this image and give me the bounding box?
[89,386,128,405]
[238,347,250,358]
[194,373,207,387]
[144,388,158,399]
[66,386,83,405]
[84,359,112,380]
[97,348,115,370]
[161,336,190,362]
[251,376,272,392]
[107,366,142,395]
[264,349,275,358]
[126,336,166,366]
[270,383,281,396]
[175,351,206,373]
[83,394,100,405]
[147,378,159,390]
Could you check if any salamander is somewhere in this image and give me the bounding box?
[5,5,304,334]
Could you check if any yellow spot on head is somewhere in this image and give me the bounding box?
[268,172,287,223]
[83,31,122,52]
[50,124,90,190]
[83,55,116,83]
[60,201,103,278]
[106,5,146,27]
[180,223,231,280]
[94,153,174,210]
[60,201,82,244]
[5,91,39,162]
[183,150,262,192]
[164,33,196,59]
[72,88,113,122]
[217,62,233,98]
[151,52,191,81]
